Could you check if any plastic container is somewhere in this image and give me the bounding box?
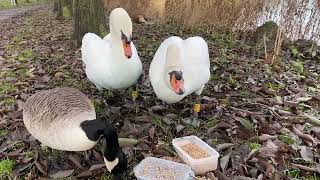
[172,135,219,175]
[133,157,195,180]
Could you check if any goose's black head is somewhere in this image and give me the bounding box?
[80,119,128,179]
[103,146,127,179]
[101,122,127,179]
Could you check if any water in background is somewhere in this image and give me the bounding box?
[105,0,320,44]
[257,0,320,44]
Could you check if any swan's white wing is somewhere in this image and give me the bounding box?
[182,37,210,94]
[150,36,183,78]
[184,36,210,67]
[81,33,110,66]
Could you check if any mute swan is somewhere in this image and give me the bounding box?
[81,8,142,90]
[149,36,210,103]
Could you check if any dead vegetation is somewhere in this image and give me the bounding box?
[0,1,320,180]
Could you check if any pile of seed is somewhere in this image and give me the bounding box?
[140,164,178,180]
[180,143,209,159]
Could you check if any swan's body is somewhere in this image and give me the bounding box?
[149,36,210,103]
[23,87,127,176]
[81,8,142,90]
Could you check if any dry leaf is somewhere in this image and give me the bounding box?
[49,169,74,179]
[300,146,313,161]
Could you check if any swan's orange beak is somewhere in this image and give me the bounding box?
[123,41,132,59]
[170,74,185,95]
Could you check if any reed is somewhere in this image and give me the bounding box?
[103,0,320,44]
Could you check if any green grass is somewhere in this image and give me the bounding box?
[283,168,300,179]
[239,89,251,98]
[279,134,295,145]
[0,129,8,138]
[249,143,261,150]
[18,49,34,62]
[10,141,24,150]
[1,97,16,106]
[0,158,14,177]
[24,150,34,158]
[207,118,218,128]
[0,83,17,96]
[303,173,320,180]
[100,171,112,180]
[93,100,105,115]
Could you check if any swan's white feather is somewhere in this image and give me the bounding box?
[149,36,210,103]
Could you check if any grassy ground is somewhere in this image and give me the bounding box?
[0,0,46,9]
[0,4,320,180]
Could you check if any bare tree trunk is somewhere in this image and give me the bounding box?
[57,0,63,18]
[73,0,107,46]
[53,0,59,12]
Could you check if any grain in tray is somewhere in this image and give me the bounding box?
[180,143,209,159]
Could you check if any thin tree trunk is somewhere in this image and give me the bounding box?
[73,0,107,46]
[53,0,59,12]
[57,0,63,18]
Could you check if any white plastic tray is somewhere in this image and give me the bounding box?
[133,157,195,180]
[172,135,219,175]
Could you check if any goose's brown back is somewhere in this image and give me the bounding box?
[23,87,94,124]
[23,87,97,151]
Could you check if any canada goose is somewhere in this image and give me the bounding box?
[23,87,127,178]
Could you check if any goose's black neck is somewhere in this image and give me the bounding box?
[80,119,120,150]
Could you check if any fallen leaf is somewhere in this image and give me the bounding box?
[35,162,47,176]
[259,140,278,157]
[67,154,85,170]
[88,164,105,171]
[258,134,277,142]
[49,169,74,179]
[220,151,231,174]
[300,146,313,161]
[238,118,254,129]
[77,170,93,177]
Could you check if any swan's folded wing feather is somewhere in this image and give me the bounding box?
[81,33,110,65]
[184,36,210,67]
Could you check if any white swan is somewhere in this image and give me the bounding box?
[149,36,210,104]
[81,8,142,90]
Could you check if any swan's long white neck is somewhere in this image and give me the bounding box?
[109,20,125,60]
[109,9,132,61]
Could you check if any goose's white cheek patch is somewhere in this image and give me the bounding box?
[104,157,119,172]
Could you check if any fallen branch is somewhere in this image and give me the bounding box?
[118,138,139,147]
[303,113,320,126]
[291,163,318,173]
[292,126,315,146]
